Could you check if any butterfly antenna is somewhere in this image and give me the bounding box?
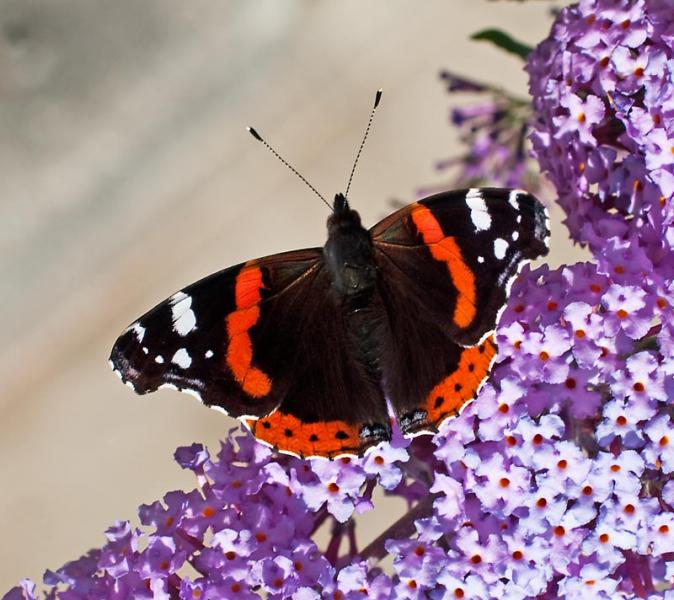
[344,88,382,199]
[246,126,333,211]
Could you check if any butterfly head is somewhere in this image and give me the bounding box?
[332,192,350,214]
[328,193,363,231]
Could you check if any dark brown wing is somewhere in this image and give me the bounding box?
[110,248,390,458]
[370,188,549,434]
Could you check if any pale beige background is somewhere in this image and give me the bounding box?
[0,0,583,590]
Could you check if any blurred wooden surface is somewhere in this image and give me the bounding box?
[0,0,580,589]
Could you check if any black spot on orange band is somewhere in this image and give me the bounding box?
[425,337,496,427]
[246,411,364,458]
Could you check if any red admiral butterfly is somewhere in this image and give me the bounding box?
[110,92,549,458]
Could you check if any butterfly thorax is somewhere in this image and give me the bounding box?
[324,194,377,300]
[324,194,383,382]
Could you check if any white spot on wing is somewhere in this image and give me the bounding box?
[142,347,149,354]
[171,293,196,336]
[155,355,164,364]
[494,238,508,260]
[205,349,214,358]
[509,189,523,209]
[172,348,192,369]
[170,291,188,304]
[127,322,146,342]
[110,361,124,380]
[182,387,203,402]
[512,230,519,241]
[477,256,485,264]
[466,188,491,231]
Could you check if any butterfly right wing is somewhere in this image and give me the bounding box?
[110,250,322,417]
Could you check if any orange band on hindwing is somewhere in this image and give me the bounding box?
[411,205,477,328]
[246,412,362,458]
[425,337,496,426]
[225,264,272,397]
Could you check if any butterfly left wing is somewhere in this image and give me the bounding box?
[370,188,549,435]
[110,248,391,458]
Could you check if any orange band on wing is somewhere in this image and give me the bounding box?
[226,264,272,398]
[411,205,476,328]
[235,266,264,307]
[246,412,362,458]
[425,338,496,425]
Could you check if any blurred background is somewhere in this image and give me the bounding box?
[0,0,584,590]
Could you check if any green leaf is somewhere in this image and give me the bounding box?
[471,28,533,61]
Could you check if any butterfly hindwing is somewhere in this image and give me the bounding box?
[371,188,549,434]
[110,248,390,458]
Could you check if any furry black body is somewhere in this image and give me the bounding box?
[323,193,384,387]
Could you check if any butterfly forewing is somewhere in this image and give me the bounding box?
[110,250,325,413]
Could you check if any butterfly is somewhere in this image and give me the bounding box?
[110,93,549,459]
[110,186,549,457]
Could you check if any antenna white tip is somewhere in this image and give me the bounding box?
[374,89,383,109]
[247,126,263,142]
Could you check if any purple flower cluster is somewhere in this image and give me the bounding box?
[527,0,674,260]
[5,431,411,599]
[5,1,674,598]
